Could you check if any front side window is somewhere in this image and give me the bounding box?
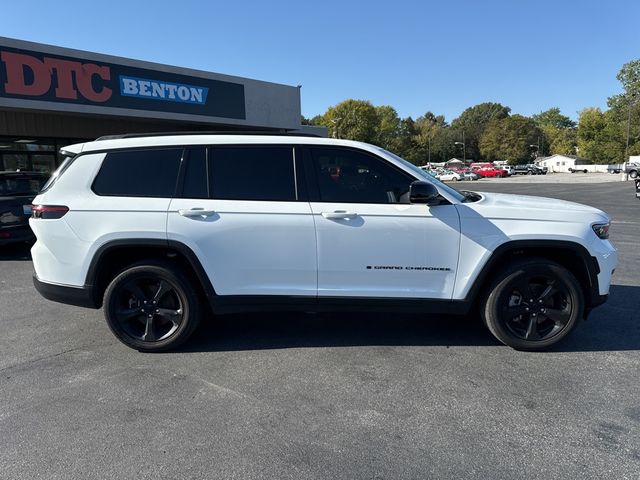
[92,149,182,197]
[209,146,296,201]
[311,148,413,203]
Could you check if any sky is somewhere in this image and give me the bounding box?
[2,0,639,122]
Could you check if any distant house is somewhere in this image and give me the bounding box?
[445,158,467,167]
[535,154,592,173]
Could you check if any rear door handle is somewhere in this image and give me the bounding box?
[178,208,216,217]
[321,211,358,220]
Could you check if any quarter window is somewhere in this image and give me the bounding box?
[311,148,413,203]
[92,149,182,197]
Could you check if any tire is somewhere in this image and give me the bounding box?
[583,169,588,174]
[630,170,638,179]
[103,261,201,352]
[481,258,584,350]
[527,170,533,175]
[452,177,459,181]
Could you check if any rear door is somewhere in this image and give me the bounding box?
[167,145,317,296]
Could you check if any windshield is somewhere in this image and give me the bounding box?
[0,175,48,196]
[374,147,467,203]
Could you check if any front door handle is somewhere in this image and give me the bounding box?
[321,211,358,220]
[178,208,216,218]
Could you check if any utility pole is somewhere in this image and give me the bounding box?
[626,93,636,163]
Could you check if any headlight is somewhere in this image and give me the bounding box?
[592,222,610,239]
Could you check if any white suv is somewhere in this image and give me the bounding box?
[31,133,617,351]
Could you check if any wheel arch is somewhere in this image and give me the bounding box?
[465,240,600,312]
[85,239,216,310]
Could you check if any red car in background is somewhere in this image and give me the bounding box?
[472,166,508,178]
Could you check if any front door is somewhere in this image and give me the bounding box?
[305,146,460,299]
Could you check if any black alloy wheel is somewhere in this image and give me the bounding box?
[482,259,583,350]
[104,262,201,351]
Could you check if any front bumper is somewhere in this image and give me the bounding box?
[33,275,98,309]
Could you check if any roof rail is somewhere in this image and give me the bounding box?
[95,130,324,141]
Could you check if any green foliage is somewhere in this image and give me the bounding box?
[479,115,542,164]
[318,99,379,143]
[532,108,575,129]
[616,59,640,97]
[577,108,626,164]
[375,105,402,151]
[542,125,576,156]
[450,102,511,161]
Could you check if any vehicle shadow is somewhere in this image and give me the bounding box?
[554,284,640,353]
[0,243,32,261]
[182,285,640,353]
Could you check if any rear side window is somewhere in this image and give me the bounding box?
[93,149,182,197]
[209,146,296,201]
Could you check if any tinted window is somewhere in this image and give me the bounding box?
[311,148,413,203]
[93,149,182,197]
[210,147,296,201]
[182,148,209,199]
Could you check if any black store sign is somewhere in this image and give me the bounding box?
[0,47,246,120]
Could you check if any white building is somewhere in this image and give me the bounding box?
[535,154,594,173]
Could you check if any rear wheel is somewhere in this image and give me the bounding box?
[482,259,583,350]
[103,262,201,352]
[630,170,638,179]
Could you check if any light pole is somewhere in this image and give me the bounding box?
[454,131,466,163]
[529,144,539,158]
[625,93,636,163]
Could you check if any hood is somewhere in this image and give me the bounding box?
[466,191,609,222]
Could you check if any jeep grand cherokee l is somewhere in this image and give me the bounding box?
[30,133,617,351]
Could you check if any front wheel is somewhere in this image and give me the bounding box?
[482,259,583,350]
[630,170,638,179]
[103,262,201,352]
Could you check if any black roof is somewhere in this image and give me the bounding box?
[95,130,323,141]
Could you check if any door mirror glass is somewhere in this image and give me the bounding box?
[409,181,440,205]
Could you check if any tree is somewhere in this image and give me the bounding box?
[607,59,640,160]
[450,102,511,160]
[531,108,577,156]
[318,99,379,143]
[541,125,577,156]
[479,115,542,164]
[531,108,575,129]
[413,112,456,164]
[616,59,640,97]
[375,105,402,152]
[577,107,625,164]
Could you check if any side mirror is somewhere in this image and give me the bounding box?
[410,181,440,205]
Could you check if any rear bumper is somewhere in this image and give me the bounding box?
[33,275,98,309]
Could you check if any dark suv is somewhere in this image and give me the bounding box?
[513,164,545,175]
[0,171,49,245]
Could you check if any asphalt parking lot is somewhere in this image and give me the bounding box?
[1,180,639,479]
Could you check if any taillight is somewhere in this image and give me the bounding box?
[31,205,69,219]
